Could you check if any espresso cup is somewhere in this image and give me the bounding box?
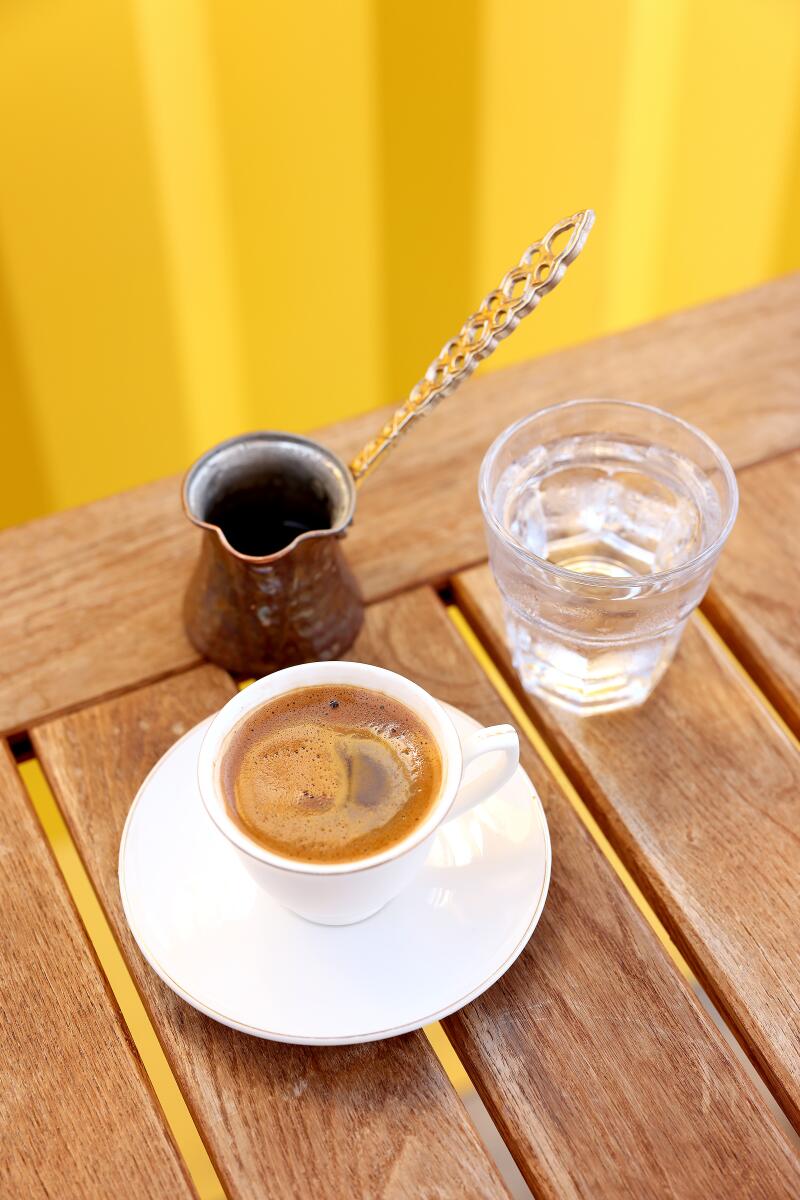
[198,661,520,924]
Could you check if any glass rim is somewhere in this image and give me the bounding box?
[478,397,739,589]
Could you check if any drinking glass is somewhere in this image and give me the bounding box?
[479,399,738,715]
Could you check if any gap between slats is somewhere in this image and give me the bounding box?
[698,605,800,744]
[17,757,227,1200]
[444,598,800,1152]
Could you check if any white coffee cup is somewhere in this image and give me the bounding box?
[198,661,519,925]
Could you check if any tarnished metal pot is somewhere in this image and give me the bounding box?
[182,432,363,676]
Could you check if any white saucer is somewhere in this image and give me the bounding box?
[119,703,551,1044]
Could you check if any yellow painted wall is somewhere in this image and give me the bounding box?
[1,0,799,527]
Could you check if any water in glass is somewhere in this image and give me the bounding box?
[480,402,737,715]
[501,434,720,578]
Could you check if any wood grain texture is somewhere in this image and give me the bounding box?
[4,275,800,736]
[455,563,800,1133]
[705,448,800,735]
[0,743,193,1200]
[350,589,800,1200]
[0,484,203,738]
[32,665,509,1200]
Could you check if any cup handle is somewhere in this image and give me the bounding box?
[444,724,519,821]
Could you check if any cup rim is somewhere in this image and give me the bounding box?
[197,662,463,876]
[478,397,739,589]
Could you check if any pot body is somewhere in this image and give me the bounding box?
[184,526,363,675]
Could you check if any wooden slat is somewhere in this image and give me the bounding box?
[0,743,193,1200]
[455,563,800,1133]
[4,275,800,736]
[32,664,509,1200]
[0,484,203,738]
[354,590,800,1198]
[705,448,800,735]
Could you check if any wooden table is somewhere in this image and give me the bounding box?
[3,276,800,1199]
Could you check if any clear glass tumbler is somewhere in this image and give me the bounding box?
[479,399,738,715]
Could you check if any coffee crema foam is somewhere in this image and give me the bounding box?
[220,685,442,864]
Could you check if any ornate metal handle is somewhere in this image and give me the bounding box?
[349,209,595,485]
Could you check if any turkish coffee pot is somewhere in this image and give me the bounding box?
[183,211,594,675]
